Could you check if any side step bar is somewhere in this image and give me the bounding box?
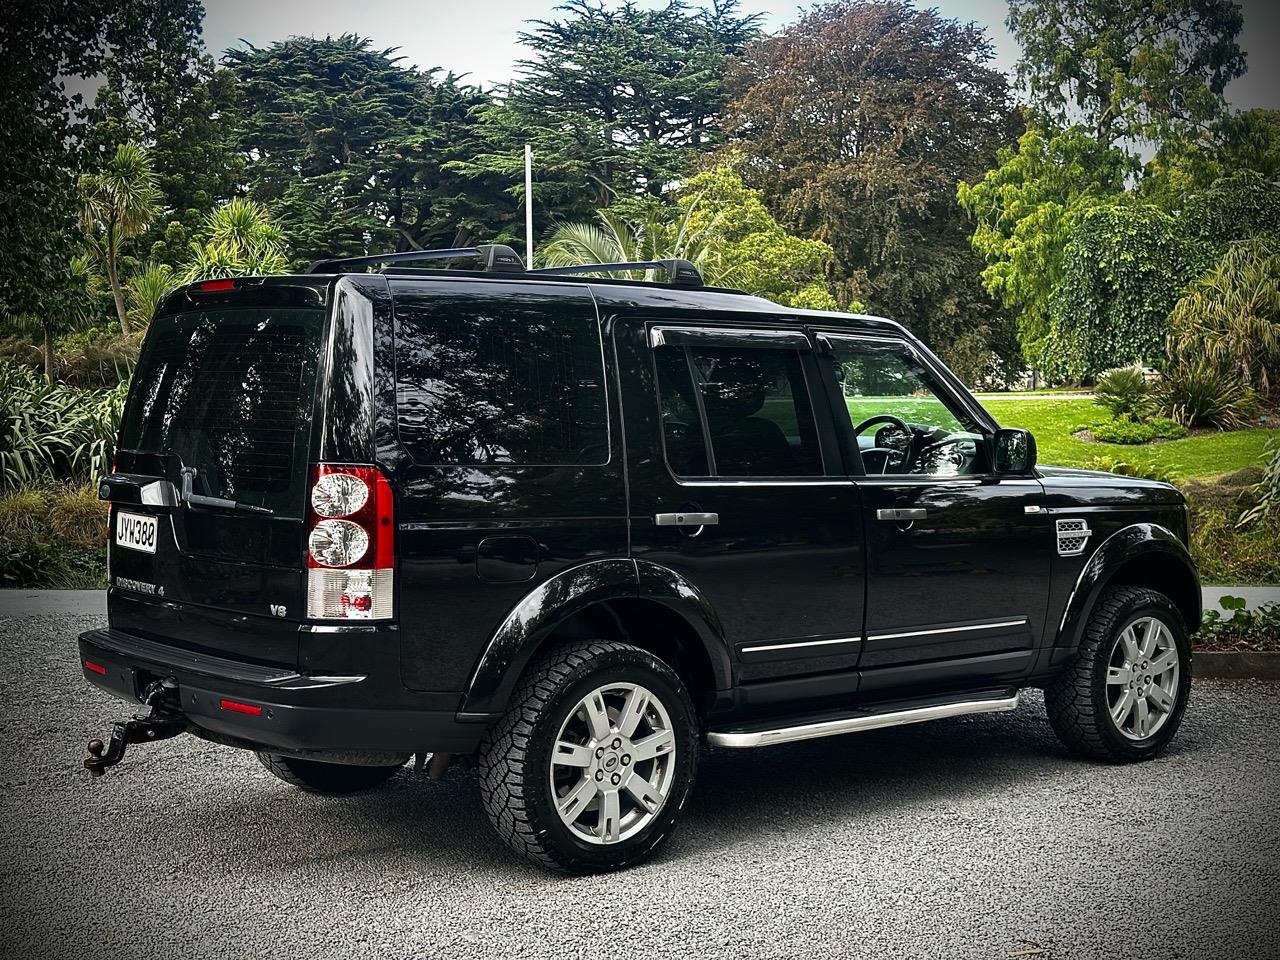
[707,694,1020,749]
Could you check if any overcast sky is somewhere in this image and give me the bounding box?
[199,0,1279,111]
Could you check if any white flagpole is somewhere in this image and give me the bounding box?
[524,144,534,265]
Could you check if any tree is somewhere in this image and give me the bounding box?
[1167,237,1280,398]
[677,165,839,310]
[723,0,1019,369]
[180,199,289,282]
[222,35,514,265]
[958,122,1134,359]
[462,0,761,222]
[83,0,239,262]
[1144,110,1280,204]
[539,207,730,285]
[1178,171,1280,249]
[1042,203,1205,382]
[79,142,163,335]
[1007,0,1245,148]
[0,2,104,337]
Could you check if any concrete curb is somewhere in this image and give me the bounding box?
[1194,651,1280,680]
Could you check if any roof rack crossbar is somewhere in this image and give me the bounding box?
[306,244,525,275]
[530,258,704,288]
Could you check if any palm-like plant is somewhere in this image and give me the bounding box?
[181,198,289,282]
[538,202,733,286]
[1167,237,1280,398]
[125,262,177,329]
[79,142,163,335]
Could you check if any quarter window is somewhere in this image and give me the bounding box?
[395,292,608,466]
[655,343,822,478]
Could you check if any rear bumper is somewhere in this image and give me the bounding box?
[78,629,489,755]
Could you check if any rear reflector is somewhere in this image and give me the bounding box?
[218,699,263,716]
[197,278,236,292]
[84,660,107,676]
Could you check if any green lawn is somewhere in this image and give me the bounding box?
[982,397,1277,480]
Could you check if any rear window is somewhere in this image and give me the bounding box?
[118,307,324,516]
[394,291,608,465]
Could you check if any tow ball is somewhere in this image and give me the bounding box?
[84,679,186,776]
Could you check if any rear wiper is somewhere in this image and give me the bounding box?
[179,465,274,516]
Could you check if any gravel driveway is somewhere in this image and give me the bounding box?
[2,611,1277,960]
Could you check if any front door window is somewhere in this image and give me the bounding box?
[823,337,988,477]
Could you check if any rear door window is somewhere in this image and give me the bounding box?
[654,340,823,478]
[394,290,608,465]
[118,307,324,516]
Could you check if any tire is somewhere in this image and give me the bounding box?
[1045,585,1192,763]
[255,752,405,794]
[478,640,699,874]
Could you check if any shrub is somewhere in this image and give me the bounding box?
[56,328,143,387]
[0,486,106,589]
[1090,417,1186,445]
[1237,440,1280,528]
[1156,359,1257,429]
[1093,366,1154,420]
[1082,455,1176,483]
[1196,597,1280,652]
[1166,235,1280,398]
[0,361,127,489]
[1185,472,1280,584]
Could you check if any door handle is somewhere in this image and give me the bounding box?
[876,508,926,521]
[655,512,719,527]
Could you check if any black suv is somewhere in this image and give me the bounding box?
[81,245,1199,873]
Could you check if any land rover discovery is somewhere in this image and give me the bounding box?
[80,245,1199,873]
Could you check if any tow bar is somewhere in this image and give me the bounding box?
[84,679,187,776]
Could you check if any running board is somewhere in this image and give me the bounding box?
[706,693,1020,749]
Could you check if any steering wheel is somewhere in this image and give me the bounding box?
[851,414,913,474]
[915,434,974,473]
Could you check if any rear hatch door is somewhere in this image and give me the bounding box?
[109,289,327,667]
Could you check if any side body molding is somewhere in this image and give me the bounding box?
[1054,522,1200,650]
[459,558,734,718]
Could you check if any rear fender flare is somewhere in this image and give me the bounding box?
[459,559,734,717]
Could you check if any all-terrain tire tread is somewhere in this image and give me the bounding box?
[477,639,694,873]
[1044,585,1185,763]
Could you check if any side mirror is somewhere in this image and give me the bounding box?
[993,428,1037,475]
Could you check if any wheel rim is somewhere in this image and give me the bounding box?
[549,682,676,845]
[1106,616,1181,742]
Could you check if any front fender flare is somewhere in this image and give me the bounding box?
[1055,522,1199,650]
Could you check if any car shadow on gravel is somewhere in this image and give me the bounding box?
[53,693,1214,882]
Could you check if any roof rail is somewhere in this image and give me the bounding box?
[530,258,704,288]
[306,243,525,275]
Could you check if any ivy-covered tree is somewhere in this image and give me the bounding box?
[222,35,515,264]
[462,0,761,222]
[723,0,1019,368]
[958,122,1135,359]
[1007,0,1245,148]
[1042,204,1206,382]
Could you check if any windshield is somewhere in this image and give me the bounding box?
[118,307,325,516]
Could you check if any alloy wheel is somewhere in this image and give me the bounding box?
[1106,616,1181,741]
[549,682,676,844]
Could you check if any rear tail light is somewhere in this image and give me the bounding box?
[305,464,394,620]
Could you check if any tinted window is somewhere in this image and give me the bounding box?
[395,292,608,465]
[826,337,988,476]
[118,308,323,516]
[655,344,822,477]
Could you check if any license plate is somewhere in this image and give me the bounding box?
[115,511,158,554]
